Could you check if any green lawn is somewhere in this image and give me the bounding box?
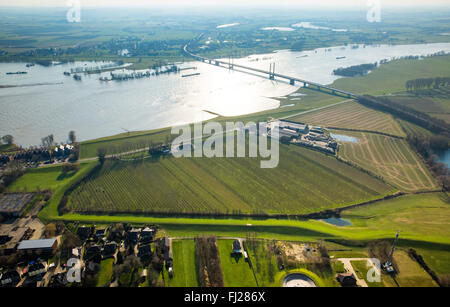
[164,240,198,287]
[97,258,114,287]
[342,193,450,241]
[8,165,82,192]
[217,239,258,287]
[28,162,99,222]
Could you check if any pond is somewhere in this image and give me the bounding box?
[330,133,359,143]
[320,217,352,227]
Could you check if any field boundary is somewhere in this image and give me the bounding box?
[57,191,405,221]
[328,127,405,139]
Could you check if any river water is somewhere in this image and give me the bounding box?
[436,149,450,168]
[1,42,450,147]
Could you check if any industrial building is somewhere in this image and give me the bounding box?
[17,238,57,255]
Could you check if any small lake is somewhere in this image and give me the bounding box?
[330,133,359,143]
[320,217,352,227]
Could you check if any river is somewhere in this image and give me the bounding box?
[1,42,450,147]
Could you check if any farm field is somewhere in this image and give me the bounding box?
[337,131,438,192]
[217,239,258,287]
[288,101,406,137]
[397,119,435,138]
[164,239,199,287]
[387,92,450,124]
[66,145,392,215]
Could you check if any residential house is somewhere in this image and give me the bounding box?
[0,270,21,287]
[137,244,152,260]
[140,227,154,244]
[27,262,47,277]
[77,226,93,241]
[336,273,357,287]
[101,242,117,259]
[127,228,141,244]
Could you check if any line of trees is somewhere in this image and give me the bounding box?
[194,236,224,287]
[405,77,450,91]
[407,134,450,190]
[357,95,450,136]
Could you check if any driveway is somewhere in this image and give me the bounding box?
[337,258,381,287]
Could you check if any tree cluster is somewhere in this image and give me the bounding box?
[333,63,378,77]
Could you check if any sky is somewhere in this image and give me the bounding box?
[0,0,449,8]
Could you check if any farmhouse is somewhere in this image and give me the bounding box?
[95,228,107,239]
[17,238,57,255]
[85,244,102,259]
[232,240,242,254]
[127,228,141,243]
[140,227,154,243]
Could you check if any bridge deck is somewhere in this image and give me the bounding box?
[183,44,359,99]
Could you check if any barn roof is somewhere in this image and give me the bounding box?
[17,238,56,250]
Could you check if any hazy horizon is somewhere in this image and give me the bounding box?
[1,0,449,9]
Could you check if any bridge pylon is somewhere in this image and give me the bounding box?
[269,63,275,80]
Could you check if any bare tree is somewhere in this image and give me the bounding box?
[41,134,54,148]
